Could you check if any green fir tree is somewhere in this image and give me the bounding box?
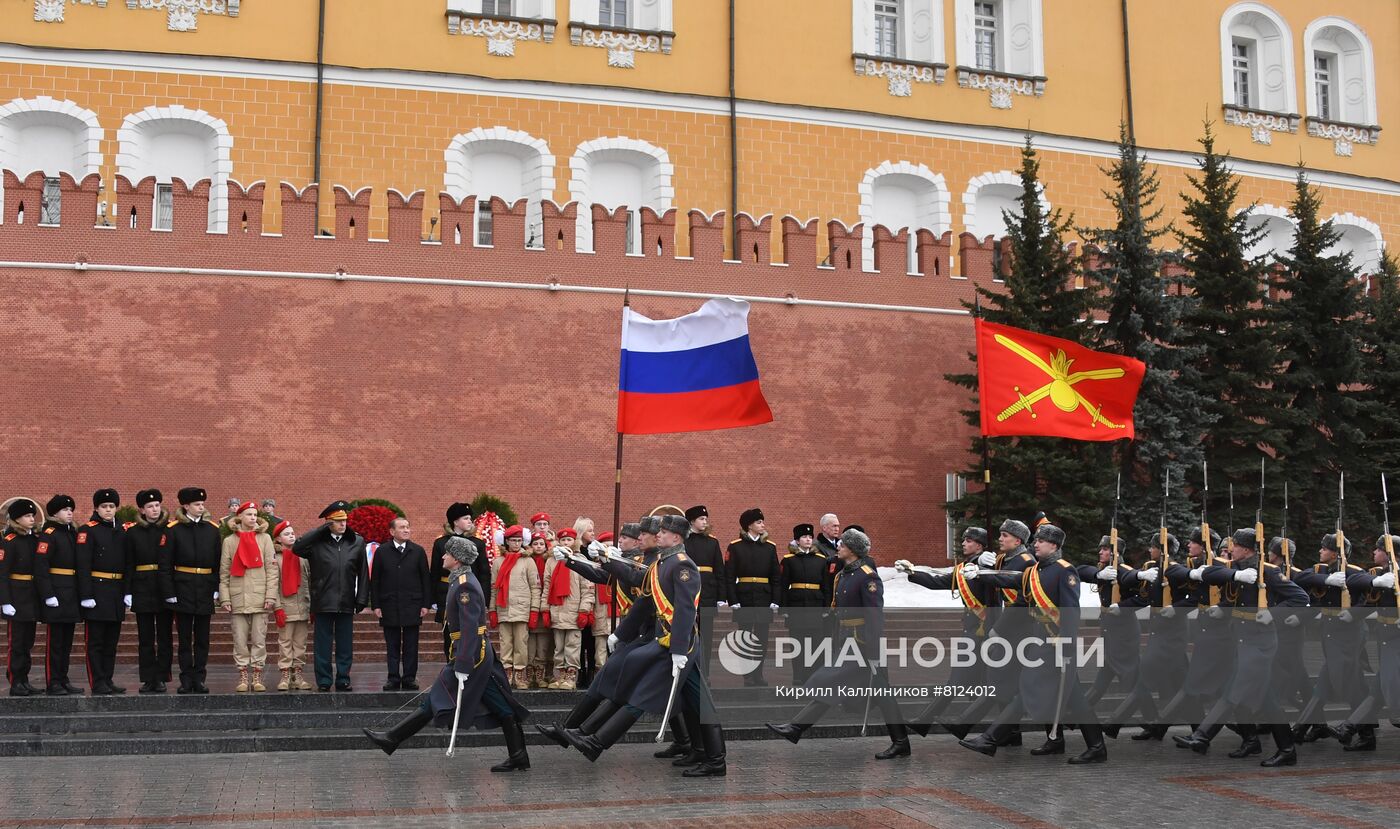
[1353,254,1400,538]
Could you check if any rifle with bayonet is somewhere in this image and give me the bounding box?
[1338,472,1351,610]
[1202,462,1219,607]
[1110,472,1122,606]
[1256,459,1268,611]
[1160,467,1172,607]
[1281,482,1291,576]
[1383,474,1399,623]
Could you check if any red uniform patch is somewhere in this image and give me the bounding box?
[77,533,87,544]
[159,536,167,546]
[36,542,48,555]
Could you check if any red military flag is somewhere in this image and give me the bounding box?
[976,319,1146,441]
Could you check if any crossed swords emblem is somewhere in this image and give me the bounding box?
[993,334,1127,429]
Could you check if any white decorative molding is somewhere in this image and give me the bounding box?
[34,0,106,22]
[858,160,952,271]
[854,56,945,97]
[962,170,1050,240]
[117,104,233,232]
[1306,118,1380,158]
[1223,105,1299,145]
[568,136,673,252]
[448,15,555,56]
[127,0,239,32]
[957,68,1045,110]
[569,25,670,69]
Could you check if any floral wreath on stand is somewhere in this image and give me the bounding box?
[347,498,406,545]
[474,512,505,566]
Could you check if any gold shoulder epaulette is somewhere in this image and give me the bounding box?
[122,522,135,530]
[677,553,688,561]
[43,527,54,535]
[728,538,742,545]
[1314,563,1325,572]
[1058,558,1071,567]
[1262,561,1279,569]
[1214,557,1231,566]
[458,574,469,584]
[3,533,13,541]
[1019,552,1033,562]
[860,564,874,575]
[86,521,98,527]
[167,520,179,527]
[782,553,794,559]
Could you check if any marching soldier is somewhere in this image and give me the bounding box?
[683,505,725,672]
[898,526,997,735]
[959,524,1107,764]
[1265,537,1311,713]
[127,489,175,693]
[780,523,828,686]
[1152,527,1232,737]
[1,499,44,695]
[726,508,779,687]
[767,528,910,759]
[76,489,129,695]
[431,502,490,659]
[1174,528,1309,766]
[563,514,727,777]
[168,487,221,694]
[1084,537,1141,707]
[1332,535,1400,751]
[34,495,81,695]
[363,536,532,772]
[1292,532,1367,742]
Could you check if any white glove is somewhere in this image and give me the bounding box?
[606,633,618,653]
[1338,610,1353,624]
[606,548,627,562]
[1373,572,1396,590]
[587,540,605,559]
[1189,567,1204,581]
[123,594,132,608]
[716,601,728,608]
[894,559,913,573]
[1283,613,1300,627]
[1187,608,1200,620]
[732,604,741,609]
[1108,602,1121,614]
[977,550,998,568]
[1,604,14,616]
[552,547,567,562]
[1097,567,1118,582]
[769,603,779,611]
[1138,569,1159,584]
[1160,605,1176,619]
[1233,568,1258,585]
[1206,605,1224,619]
[45,597,59,608]
[455,671,469,684]
[1324,571,1347,587]
[80,599,96,609]
[671,654,688,676]
[960,562,979,580]
[431,603,438,612]
[165,597,178,604]
[213,591,219,601]
[1255,608,1273,625]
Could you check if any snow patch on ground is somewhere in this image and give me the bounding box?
[880,566,1105,608]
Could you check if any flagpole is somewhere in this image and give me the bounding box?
[974,294,991,545]
[612,288,631,625]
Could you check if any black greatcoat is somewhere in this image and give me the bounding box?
[683,533,725,607]
[610,545,702,713]
[292,523,370,615]
[1201,555,1309,707]
[370,540,432,627]
[33,521,80,624]
[125,512,174,614]
[76,515,130,623]
[0,528,42,622]
[427,571,529,729]
[166,511,221,616]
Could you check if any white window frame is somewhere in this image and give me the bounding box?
[1219,3,1296,115]
[858,160,952,274]
[447,0,555,20]
[475,199,494,246]
[954,0,1042,77]
[874,0,900,58]
[0,96,103,226]
[568,137,673,254]
[116,104,232,233]
[39,176,62,226]
[481,0,513,15]
[1303,17,1378,126]
[1232,39,1255,109]
[598,0,628,28]
[973,0,999,71]
[444,127,555,250]
[1313,52,1334,121]
[152,182,173,231]
[852,1,944,66]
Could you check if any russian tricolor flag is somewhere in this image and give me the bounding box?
[617,298,775,435]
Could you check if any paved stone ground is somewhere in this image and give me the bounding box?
[3,727,1398,828]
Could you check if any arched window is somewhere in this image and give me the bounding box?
[0,96,102,224]
[445,128,555,248]
[569,137,672,254]
[1242,205,1295,263]
[117,105,232,232]
[1326,213,1384,280]
[1220,3,1296,114]
[962,171,1045,242]
[954,0,1044,76]
[1303,18,1376,126]
[859,161,950,273]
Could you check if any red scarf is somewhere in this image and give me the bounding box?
[548,560,573,606]
[495,552,521,607]
[280,549,301,597]
[596,582,612,613]
[231,531,263,577]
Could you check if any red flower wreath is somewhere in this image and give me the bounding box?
[347,504,398,545]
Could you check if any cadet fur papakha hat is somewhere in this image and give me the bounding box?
[319,500,351,521]
[685,505,708,522]
[444,535,478,566]
[638,516,662,536]
[845,524,865,535]
[619,522,643,540]
[46,494,75,514]
[963,526,990,547]
[793,523,815,540]
[1232,528,1258,550]
[135,489,162,508]
[7,499,37,521]
[445,502,473,524]
[503,524,524,540]
[1099,535,1114,549]
[658,514,690,537]
[1149,533,1180,556]
[177,487,206,505]
[1190,527,1222,549]
[1034,523,1066,547]
[1321,532,1352,555]
[999,519,1031,543]
[92,488,119,507]
[739,508,764,531]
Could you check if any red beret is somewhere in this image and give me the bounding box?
[273,520,291,538]
[597,531,614,543]
[503,525,523,539]
[556,528,578,540]
[530,512,550,524]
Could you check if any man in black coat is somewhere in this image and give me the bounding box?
[683,505,725,673]
[76,489,129,695]
[167,487,221,694]
[431,502,490,659]
[294,500,370,691]
[725,507,780,687]
[1,499,44,696]
[127,489,176,693]
[370,516,432,690]
[34,495,82,695]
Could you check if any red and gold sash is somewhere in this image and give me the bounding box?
[1024,563,1060,626]
[953,564,987,621]
[647,562,675,626]
[996,553,1018,604]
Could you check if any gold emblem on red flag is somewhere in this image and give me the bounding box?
[992,334,1128,429]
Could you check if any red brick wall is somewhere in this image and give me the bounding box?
[0,172,997,564]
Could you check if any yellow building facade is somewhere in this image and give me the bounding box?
[2,0,1395,267]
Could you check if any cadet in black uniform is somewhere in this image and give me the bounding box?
[780,523,829,686]
[34,495,81,695]
[167,487,221,694]
[76,489,129,695]
[725,508,779,687]
[1,499,44,695]
[1292,532,1367,741]
[1333,536,1399,751]
[431,502,490,659]
[1174,528,1309,767]
[766,527,910,760]
[683,505,725,672]
[1083,537,1141,708]
[127,489,176,693]
[899,526,998,736]
[1154,527,1234,734]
